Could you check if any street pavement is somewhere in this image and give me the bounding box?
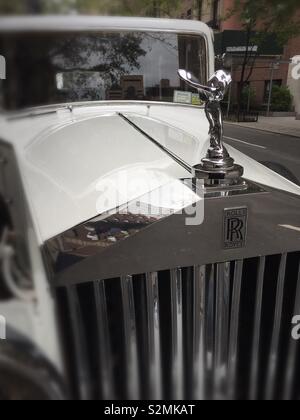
[226,117,300,138]
[223,123,300,185]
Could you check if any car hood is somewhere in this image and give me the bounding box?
[2,104,300,243]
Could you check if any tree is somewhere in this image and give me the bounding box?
[271,85,293,112]
[0,0,182,17]
[0,0,27,14]
[241,85,256,112]
[227,0,300,117]
[196,0,203,21]
[72,0,182,17]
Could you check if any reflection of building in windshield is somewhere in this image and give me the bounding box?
[106,34,206,103]
[123,76,144,99]
[147,79,176,102]
[107,75,177,102]
[107,75,144,100]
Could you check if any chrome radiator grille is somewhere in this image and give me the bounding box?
[56,252,300,400]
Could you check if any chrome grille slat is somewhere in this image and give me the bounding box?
[205,264,215,398]
[94,280,115,400]
[145,272,162,400]
[283,261,300,400]
[193,265,206,400]
[265,253,287,400]
[249,256,266,400]
[66,285,92,400]
[56,252,300,400]
[228,260,243,400]
[170,268,184,400]
[120,275,140,400]
[214,262,231,400]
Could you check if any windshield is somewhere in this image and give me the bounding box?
[0,31,207,111]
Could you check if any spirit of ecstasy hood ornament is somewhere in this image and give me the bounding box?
[178,69,244,185]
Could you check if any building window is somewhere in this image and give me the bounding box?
[264,79,282,103]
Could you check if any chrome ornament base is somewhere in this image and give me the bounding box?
[193,163,245,186]
[193,146,244,185]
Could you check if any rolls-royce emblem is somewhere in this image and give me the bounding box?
[224,207,248,249]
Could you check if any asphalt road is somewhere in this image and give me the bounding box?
[223,124,300,185]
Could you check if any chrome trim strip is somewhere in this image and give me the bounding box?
[120,275,140,400]
[283,261,300,400]
[145,272,162,400]
[206,264,215,398]
[228,260,243,400]
[5,101,204,121]
[66,285,92,400]
[94,280,115,400]
[249,256,266,400]
[193,265,207,400]
[265,253,287,400]
[214,262,231,399]
[118,113,192,174]
[170,268,184,400]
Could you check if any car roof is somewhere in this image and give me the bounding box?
[0,15,212,36]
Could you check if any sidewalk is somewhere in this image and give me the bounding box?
[225,116,300,138]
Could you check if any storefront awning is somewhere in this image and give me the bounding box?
[215,30,283,56]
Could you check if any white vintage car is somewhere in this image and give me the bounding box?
[0,16,300,400]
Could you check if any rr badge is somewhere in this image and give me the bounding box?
[224,207,248,249]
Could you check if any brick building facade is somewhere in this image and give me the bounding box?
[179,0,300,112]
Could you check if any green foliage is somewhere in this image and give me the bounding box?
[241,85,256,110]
[0,0,182,17]
[0,0,28,14]
[271,85,293,112]
[229,0,300,43]
[73,0,181,17]
[227,0,300,114]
